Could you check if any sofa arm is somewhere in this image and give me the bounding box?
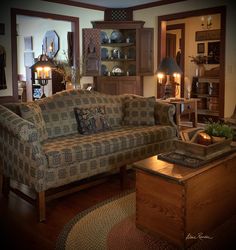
[155,101,176,127]
[0,105,38,142]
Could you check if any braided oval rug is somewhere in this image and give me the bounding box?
[56,190,236,250]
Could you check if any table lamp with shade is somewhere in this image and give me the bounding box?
[31,50,55,98]
[157,57,182,99]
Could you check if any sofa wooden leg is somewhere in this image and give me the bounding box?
[120,165,127,190]
[2,174,10,198]
[37,191,46,222]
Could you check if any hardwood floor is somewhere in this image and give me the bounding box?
[0,171,135,250]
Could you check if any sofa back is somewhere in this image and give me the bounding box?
[36,90,126,138]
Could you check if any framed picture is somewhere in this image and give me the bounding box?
[197,43,205,53]
[24,36,33,51]
[195,29,221,41]
[208,41,220,64]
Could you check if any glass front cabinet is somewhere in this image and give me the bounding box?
[83,21,154,95]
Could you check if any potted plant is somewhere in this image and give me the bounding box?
[204,120,235,143]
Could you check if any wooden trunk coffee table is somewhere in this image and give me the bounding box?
[133,152,236,248]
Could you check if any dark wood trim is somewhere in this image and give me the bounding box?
[0,8,80,105]
[158,6,226,117]
[167,24,185,98]
[43,0,106,11]
[131,0,187,11]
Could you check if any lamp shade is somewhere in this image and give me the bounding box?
[157,57,182,75]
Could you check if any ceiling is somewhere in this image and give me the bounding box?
[70,0,162,8]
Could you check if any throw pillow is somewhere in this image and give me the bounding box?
[19,102,48,142]
[74,106,110,134]
[123,96,156,126]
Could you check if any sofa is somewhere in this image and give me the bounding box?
[0,90,177,221]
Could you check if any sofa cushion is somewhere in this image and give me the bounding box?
[37,90,125,139]
[74,106,110,134]
[123,96,156,126]
[19,102,48,142]
[42,125,176,168]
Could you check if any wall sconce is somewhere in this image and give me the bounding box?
[157,57,182,99]
[201,16,212,30]
[31,52,55,98]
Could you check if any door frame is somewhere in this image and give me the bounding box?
[0,8,79,103]
[166,23,185,97]
[157,6,226,117]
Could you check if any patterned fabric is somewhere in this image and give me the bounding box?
[74,106,110,134]
[155,101,176,127]
[0,91,177,193]
[0,105,47,191]
[0,105,38,142]
[37,90,125,139]
[19,102,48,142]
[123,96,156,126]
[42,125,176,169]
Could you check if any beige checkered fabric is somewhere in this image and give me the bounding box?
[0,90,177,192]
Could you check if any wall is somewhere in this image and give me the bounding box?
[134,0,236,117]
[0,0,103,97]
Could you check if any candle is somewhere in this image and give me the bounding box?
[157,73,164,84]
[44,67,50,78]
[197,132,212,146]
[36,67,43,79]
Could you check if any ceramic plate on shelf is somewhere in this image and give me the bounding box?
[111,49,123,59]
[101,48,109,60]
[112,66,124,76]
[110,31,124,43]
[100,31,109,44]
[101,64,108,76]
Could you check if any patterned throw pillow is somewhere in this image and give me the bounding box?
[123,96,156,126]
[19,102,48,142]
[74,106,110,134]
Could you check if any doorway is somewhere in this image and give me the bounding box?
[11,8,79,102]
[157,6,226,118]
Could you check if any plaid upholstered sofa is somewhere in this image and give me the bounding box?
[0,90,177,221]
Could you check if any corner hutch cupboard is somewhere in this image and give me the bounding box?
[83,21,154,95]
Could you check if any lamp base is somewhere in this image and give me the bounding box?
[163,84,173,99]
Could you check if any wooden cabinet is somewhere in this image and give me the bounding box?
[96,76,142,95]
[191,76,220,120]
[83,21,153,95]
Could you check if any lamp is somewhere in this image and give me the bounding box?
[157,57,182,99]
[201,16,212,30]
[31,50,55,98]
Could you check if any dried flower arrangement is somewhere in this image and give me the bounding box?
[54,50,82,88]
[189,55,208,65]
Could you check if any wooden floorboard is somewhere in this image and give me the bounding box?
[0,171,135,250]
